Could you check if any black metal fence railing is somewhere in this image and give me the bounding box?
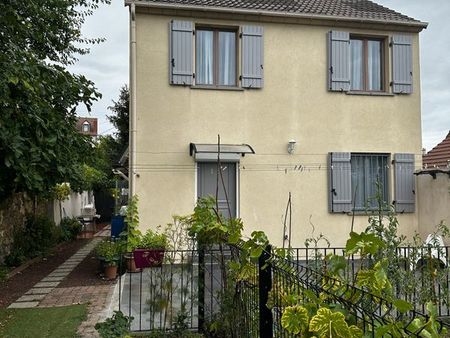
[118,244,450,336]
[289,245,450,316]
[268,247,448,337]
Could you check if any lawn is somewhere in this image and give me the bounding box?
[0,304,87,338]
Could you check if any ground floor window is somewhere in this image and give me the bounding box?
[351,153,389,210]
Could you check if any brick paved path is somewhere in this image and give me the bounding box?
[7,227,118,337]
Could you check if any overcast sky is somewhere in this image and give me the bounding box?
[72,0,450,151]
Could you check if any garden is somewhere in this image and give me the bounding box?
[95,193,450,337]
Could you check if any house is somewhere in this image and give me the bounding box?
[125,0,427,246]
[76,117,98,137]
[417,131,450,240]
[423,131,450,169]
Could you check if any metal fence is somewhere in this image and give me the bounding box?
[117,244,450,336]
[289,245,450,316]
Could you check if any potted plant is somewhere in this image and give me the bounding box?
[133,228,168,268]
[96,240,120,279]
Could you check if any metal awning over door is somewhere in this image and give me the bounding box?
[189,143,255,162]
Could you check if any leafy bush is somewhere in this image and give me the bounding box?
[95,240,121,266]
[138,228,168,250]
[5,215,58,267]
[95,310,133,338]
[59,217,82,241]
[0,265,9,282]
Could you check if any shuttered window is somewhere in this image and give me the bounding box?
[328,31,413,94]
[330,152,416,213]
[169,21,263,89]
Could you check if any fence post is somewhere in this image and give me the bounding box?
[259,245,273,338]
[198,243,205,333]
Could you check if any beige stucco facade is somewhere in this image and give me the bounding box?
[418,174,450,241]
[131,8,423,247]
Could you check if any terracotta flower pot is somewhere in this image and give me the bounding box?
[125,253,140,273]
[104,265,118,279]
[133,249,165,268]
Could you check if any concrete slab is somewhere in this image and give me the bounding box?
[26,288,54,295]
[41,276,65,282]
[8,301,39,309]
[17,294,47,302]
[34,281,60,288]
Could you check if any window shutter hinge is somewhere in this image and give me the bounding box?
[239,32,242,38]
[239,75,242,81]
[389,81,393,87]
[329,66,333,74]
[171,58,175,67]
[389,42,393,47]
[193,73,195,79]
[193,30,195,36]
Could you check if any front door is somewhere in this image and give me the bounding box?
[197,162,236,219]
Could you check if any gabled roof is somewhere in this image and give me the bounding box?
[423,131,450,169]
[128,0,427,29]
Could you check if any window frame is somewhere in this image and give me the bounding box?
[194,25,239,88]
[349,35,386,93]
[350,153,390,211]
[82,121,91,133]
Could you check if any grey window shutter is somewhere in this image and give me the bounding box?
[329,152,352,213]
[394,153,415,213]
[391,35,413,94]
[169,20,193,85]
[241,25,264,88]
[328,31,350,92]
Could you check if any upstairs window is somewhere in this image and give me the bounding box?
[196,28,237,86]
[82,121,91,133]
[350,38,384,91]
[169,20,263,88]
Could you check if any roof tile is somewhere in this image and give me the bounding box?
[134,0,423,25]
[423,131,450,169]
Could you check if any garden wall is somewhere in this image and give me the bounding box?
[417,173,450,241]
[52,191,94,226]
[0,193,49,263]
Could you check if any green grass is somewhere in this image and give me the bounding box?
[0,304,87,338]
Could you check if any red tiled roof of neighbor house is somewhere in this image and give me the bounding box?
[76,117,98,137]
[423,131,450,169]
[127,0,427,28]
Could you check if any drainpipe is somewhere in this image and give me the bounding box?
[129,2,137,198]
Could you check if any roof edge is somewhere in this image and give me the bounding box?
[125,0,428,31]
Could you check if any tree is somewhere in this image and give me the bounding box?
[0,0,109,200]
[108,85,129,153]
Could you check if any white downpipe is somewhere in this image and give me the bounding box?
[129,2,137,197]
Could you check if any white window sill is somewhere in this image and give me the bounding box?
[346,91,394,97]
[191,85,244,91]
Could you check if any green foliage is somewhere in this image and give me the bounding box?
[123,195,142,252]
[309,308,362,338]
[95,240,121,266]
[5,215,58,267]
[0,0,109,200]
[107,85,129,150]
[59,217,82,241]
[95,310,133,338]
[53,183,71,201]
[345,231,385,256]
[139,228,168,249]
[281,305,309,335]
[0,265,9,282]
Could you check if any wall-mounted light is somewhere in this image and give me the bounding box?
[287,139,297,154]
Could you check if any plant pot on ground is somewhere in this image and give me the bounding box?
[133,229,168,269]
[95,240,120,279]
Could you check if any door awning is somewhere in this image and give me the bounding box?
[190,143,255,162]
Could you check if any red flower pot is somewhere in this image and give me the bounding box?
[133,249,165,268]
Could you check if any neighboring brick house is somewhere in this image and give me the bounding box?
[423,131,450,169]
[76,117,98,137]
[125,0,427,246]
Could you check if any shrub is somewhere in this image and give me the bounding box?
[95,240,121,266]
[139,229,168,249]
[59,217,82,241]
[4,215,57,267]
[95,310,133,338]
